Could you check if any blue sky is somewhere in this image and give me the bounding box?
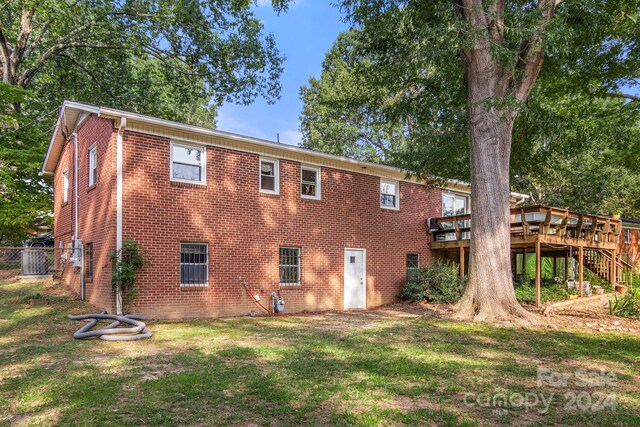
[216,1,348,146]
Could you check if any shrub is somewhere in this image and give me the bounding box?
[514,282,577,305]
[110,239,148,313]
[399,260,467,304]
[609,288,640,318]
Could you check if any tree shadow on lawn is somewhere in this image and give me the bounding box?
[2,281,640,426]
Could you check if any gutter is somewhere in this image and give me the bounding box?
[115,117,126,315]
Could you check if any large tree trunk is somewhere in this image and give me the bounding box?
[454,107,534,322]
[453,17,537,323]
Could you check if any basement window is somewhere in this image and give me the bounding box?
[171,142,206,184]
[279,247,300,285]
[84,243,93,283]
[260,158,279,194]
[88,144,97,186]
[380,179,399,210]
[180,243,208,287]
[406,254,420,281]
[301,166,321,199]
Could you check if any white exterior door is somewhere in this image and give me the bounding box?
[344,249,366,309]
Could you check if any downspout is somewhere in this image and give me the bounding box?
[72,132,85,301]
[115,118,127,315]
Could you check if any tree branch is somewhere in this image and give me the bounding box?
[58,53,118,102]
[10,7,34,75]
[0,27,10,79]
[513,0,557,102]
[18,42,122,87]
[592,91,640,102]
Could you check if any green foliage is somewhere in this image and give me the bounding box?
[0,83,52,245]
[584,268,613,292]
[514,271,533,288]
[300,31,412,163]
[110,239,148,313]
[301,1,640,216]
[399,260,467,304]
[514,282,578,305]
[609,288,640,318]
[1,0,293,239]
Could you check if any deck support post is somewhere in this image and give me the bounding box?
[578,246,584,298]
[459,246,465,277]
[611,249,617,286]
[535,241,541,307]
[564,251,569,281]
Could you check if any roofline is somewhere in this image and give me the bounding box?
[40,101,101,176]
[97,105,409,176]
[40,101,530,200]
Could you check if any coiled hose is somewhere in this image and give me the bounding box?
[68,312,152,341]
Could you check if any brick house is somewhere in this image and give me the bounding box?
[41,101,529,318]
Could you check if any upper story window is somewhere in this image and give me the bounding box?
[63,170,69,204]
[260,158,279,194]
[301,165,321,199]
[380,179,399,210]
[88,144,97,186]
[442,193,468,217]
[171,142,206,184]
[625,228,631,244]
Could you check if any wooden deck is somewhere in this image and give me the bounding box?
[428,205,625,307]
[429,205,621,251]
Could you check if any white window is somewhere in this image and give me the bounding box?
[442,193,469,241]
[406,254,420,281]
[301,165,321,199]
[62,170,69,204]
[625,228,631,244]
[180,243,208,287]
[380,179,399,209]
[279,247,300,285]
[260,158,279,194]
[442,193,468,217]
[88,145,97,186]
[171,142,206,184]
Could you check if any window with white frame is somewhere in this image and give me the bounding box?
[301,165,321,199]
[171,143,206,184]
[63,170,69,204]
[625,228,631,244]
[380,179,399,209]
[88,145,97,186]
[279,247,300,285]
[180,243,208,286]
[441,192,469,241]
[260,158,279,194]
[406,254,420,281]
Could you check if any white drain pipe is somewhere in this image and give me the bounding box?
[115,118,127,314]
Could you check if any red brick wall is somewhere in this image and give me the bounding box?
[54,115,116,310]
[618,227,640,270]
[122,131,441,318]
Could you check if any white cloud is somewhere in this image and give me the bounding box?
[277,129,302,146]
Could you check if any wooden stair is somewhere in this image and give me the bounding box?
[583,249,634,286]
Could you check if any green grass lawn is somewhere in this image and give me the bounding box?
[1,281,639,426]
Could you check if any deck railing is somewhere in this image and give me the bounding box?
[429,205,622,247]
